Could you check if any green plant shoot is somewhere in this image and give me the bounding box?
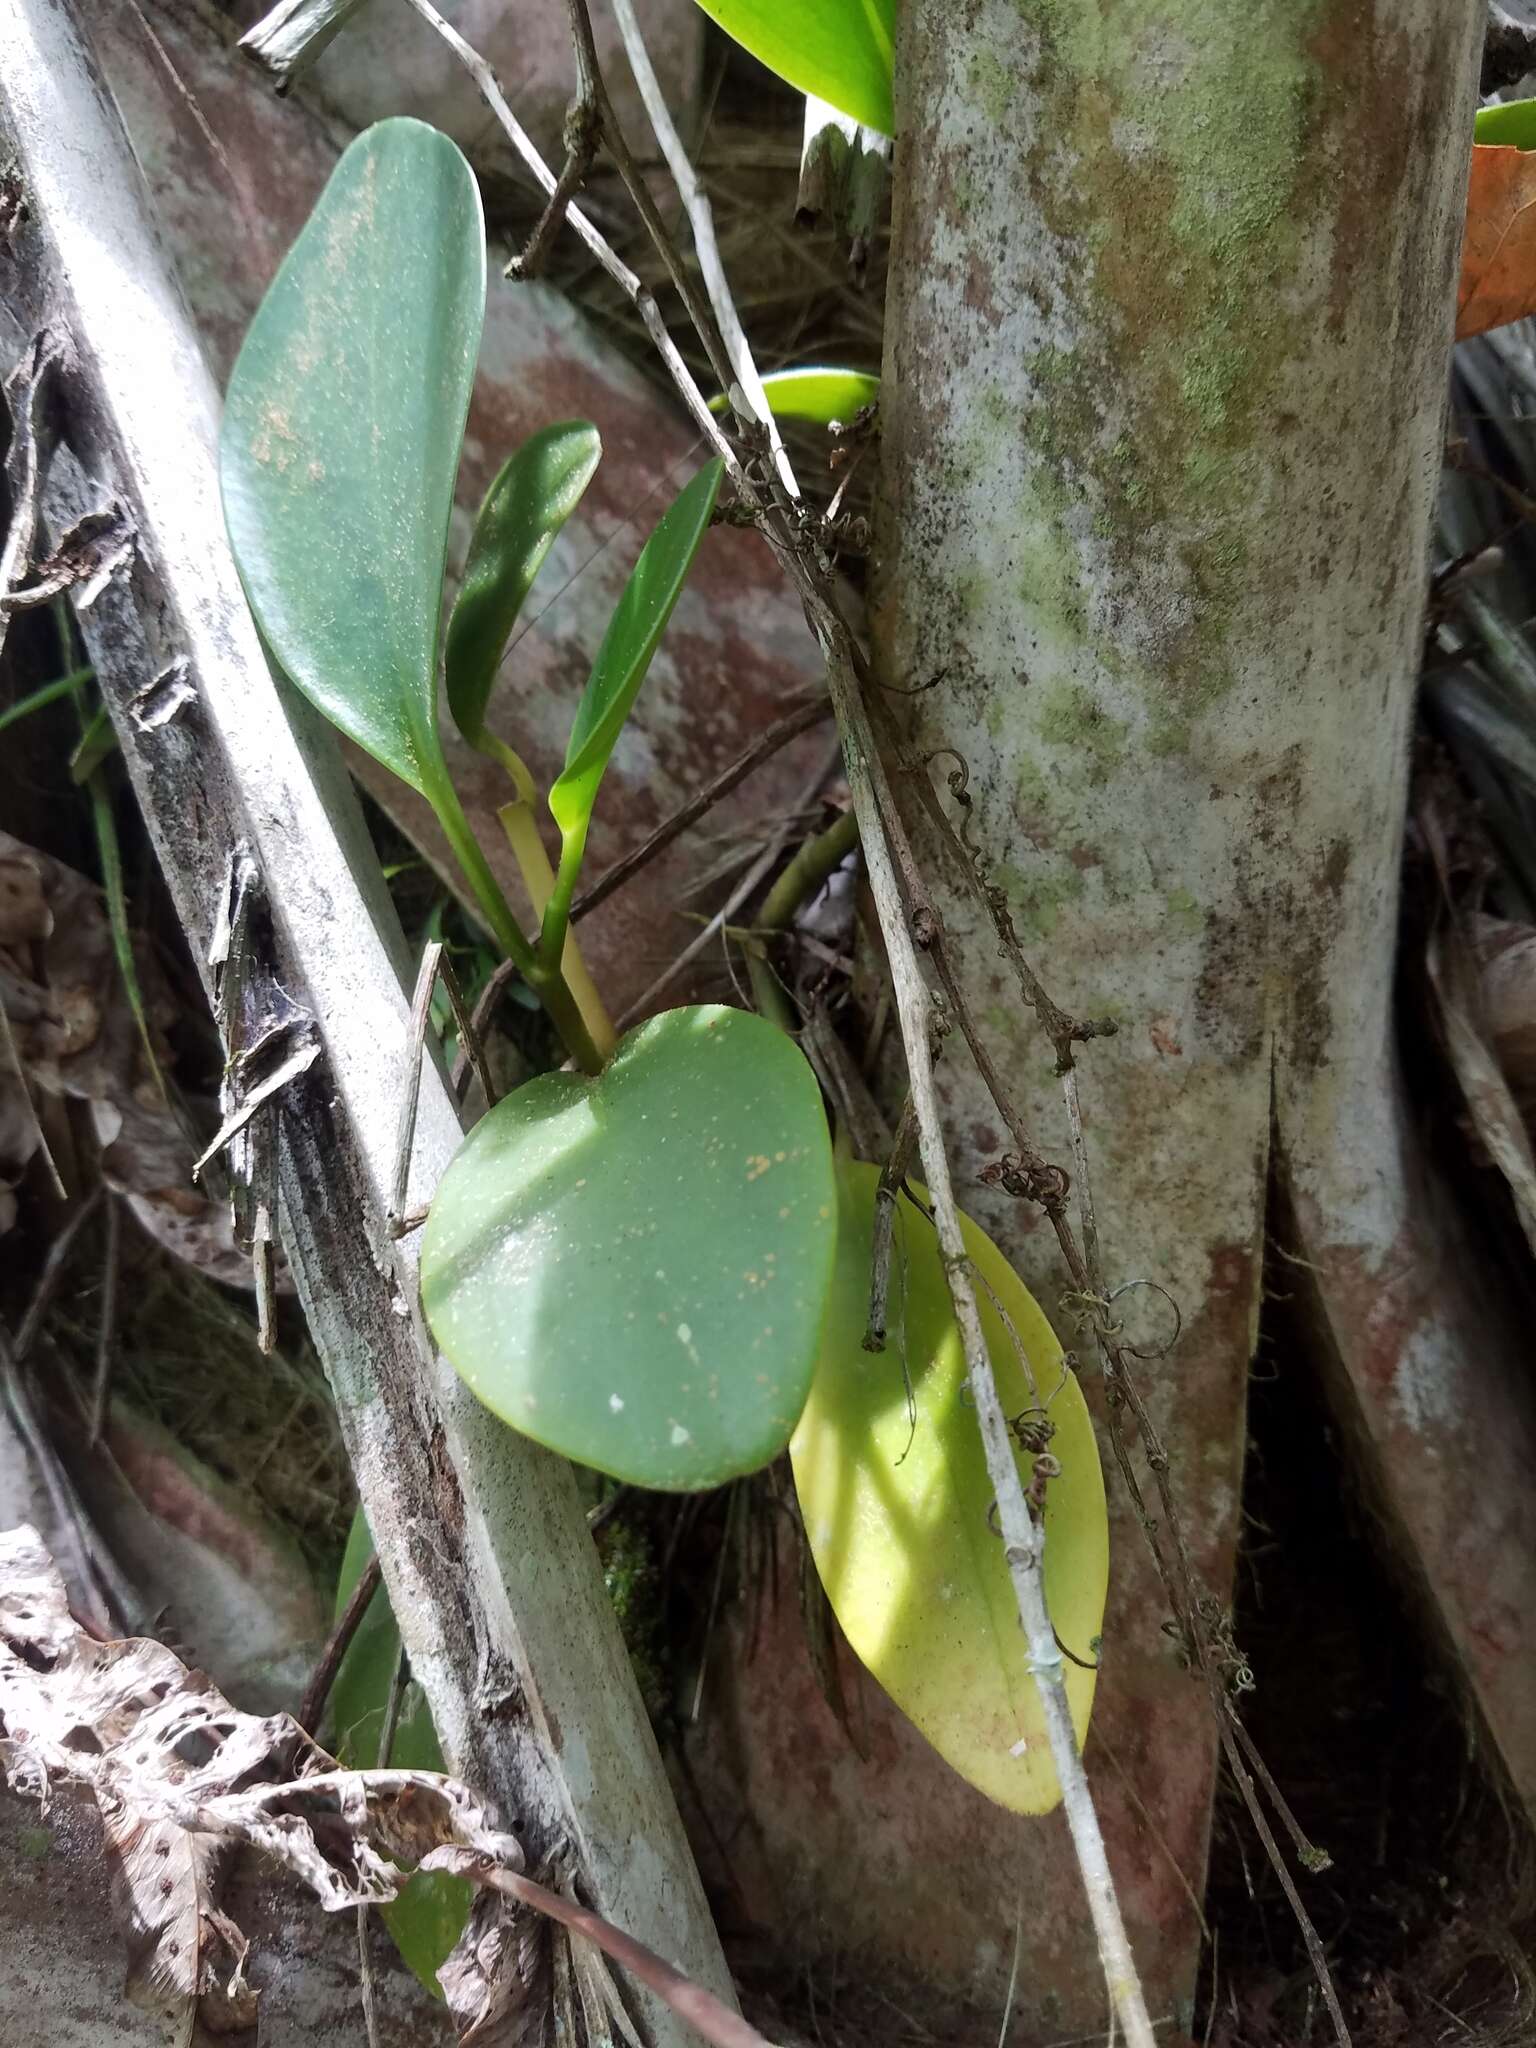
[709,365,881,427]
[540,458,724,970]
[445,420,603,779]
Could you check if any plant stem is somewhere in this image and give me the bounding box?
[537,819,587,975]
[745,806,859,1029]
[432,772,604,1074]
[497,800,616,1058]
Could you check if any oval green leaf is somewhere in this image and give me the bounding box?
[329,1510,471,1994]
[221,118,485,801]
[790,1161,1108,1814]
[421,1004,837,1491]
[691,0,895,135]
[446,421,603,754]
[708,366,881,427]
[547,459,724,841]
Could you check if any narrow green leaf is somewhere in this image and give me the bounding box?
[330,1510,471,1996]
[691,0,895,135]
[547,459,723,839]
[0,667,93,737]
[220,118,485,803]
[446,421,602,754]
[421,1004,837,1491]
[791,1161,1108,1815]
[69,701,117,785]
[708,365,881,427]
[1476,98,1536,149]
[87,765,167,1104]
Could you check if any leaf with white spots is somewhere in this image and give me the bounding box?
[421,1006,837,1490]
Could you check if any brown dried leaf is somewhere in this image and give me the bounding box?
[0,831,255,1280]
[0,1523,518,2033]
[439,1888,552,2048]
[1458,144,1536,340]
[0,1527,772,2048]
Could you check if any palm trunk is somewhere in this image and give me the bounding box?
[860,0,1535,2026]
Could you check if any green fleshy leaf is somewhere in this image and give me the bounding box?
[691,0,895,134]
[221,118,484,809]
[1476,98,1536,149]
[421,1005,837,1491]
[547,459,723,842]
[446,422,602,755]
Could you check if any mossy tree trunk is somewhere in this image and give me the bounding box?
[855,0,1536,2027]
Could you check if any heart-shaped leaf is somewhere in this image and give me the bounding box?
[221,118,484,807]
[690,0,895,135]
[709,366,880,427]
[329,1511,471,1994]
[446,422,602,758]
[421,1004,836,1491]
[547,460,724,844]
[791,1161,1108,1814]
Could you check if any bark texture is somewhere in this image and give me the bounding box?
[817,0,1531,2028]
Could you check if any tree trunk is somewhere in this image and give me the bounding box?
[850,0,1535,2027]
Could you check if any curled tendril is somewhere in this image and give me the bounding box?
[1059,1289,1126,1342]
[925,745,991,886]
[1008,1408,1056,1457]
[1104,1278,1183,1360]
[880,664,949,697]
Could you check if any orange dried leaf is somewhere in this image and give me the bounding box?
[1458,143,1536,340]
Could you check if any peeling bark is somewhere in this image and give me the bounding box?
[851,0,1532,2026]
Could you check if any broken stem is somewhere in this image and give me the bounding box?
[864,1093,917,1352]
[297,1552,382,1737]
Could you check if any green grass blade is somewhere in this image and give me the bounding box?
[88,760,167,1104]
[0,667,93,736]
[69,701,117,784]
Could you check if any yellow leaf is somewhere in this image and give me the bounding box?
[791,1161,1108,1814]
